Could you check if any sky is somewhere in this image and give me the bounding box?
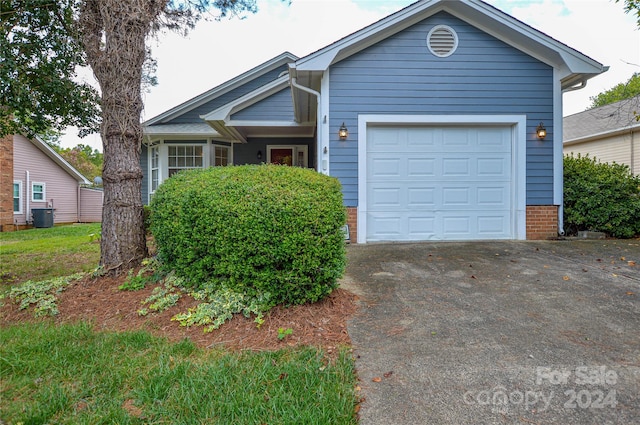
[62,0,640,150]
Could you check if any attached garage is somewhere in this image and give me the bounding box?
[357,115,527,243]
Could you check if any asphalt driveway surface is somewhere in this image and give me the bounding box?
[343,240,640,425]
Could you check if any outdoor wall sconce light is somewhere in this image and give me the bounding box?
[257,150,263,160]
[338,122,349,140]
[536,122,547,140]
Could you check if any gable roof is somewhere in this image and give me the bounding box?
[291,0,605,88]
[27,136,91,184]
[564,96,640,144]
[143,52,298,127]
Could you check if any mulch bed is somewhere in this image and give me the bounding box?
[1,271,359,353]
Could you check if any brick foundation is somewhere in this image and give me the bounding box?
[526,205,558,240]
[346,207,357,243]
[0,134,14,232]
[345,206,559,242]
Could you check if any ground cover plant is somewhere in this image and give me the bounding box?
[564,154,640,238]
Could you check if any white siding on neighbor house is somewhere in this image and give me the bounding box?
[635,132,640,175]
[79,188,103,222]
[564,131,638,175]
[13,135,80,225]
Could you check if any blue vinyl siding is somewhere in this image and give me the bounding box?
[164,66,287,124]
[234,138,315,168]
[328,12,554,206]
[141,144,149,205]
[231,88,294,121]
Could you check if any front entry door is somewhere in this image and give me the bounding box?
[267,145,308,167]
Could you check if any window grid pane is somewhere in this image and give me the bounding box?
[215,146,229,167]
[33,184,44,201]
[168,145,204,175]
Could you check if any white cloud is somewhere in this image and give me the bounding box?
[60,0,639,149]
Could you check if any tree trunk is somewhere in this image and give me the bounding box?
[79,0,165,273]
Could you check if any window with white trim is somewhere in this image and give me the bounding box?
[13,181,22,213]
[151,145,160,192]
[214,145,230,167]
[32,182,45,202]
[168,145,204,177]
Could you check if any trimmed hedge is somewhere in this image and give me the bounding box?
[150,165,346,306]
[564,154,640,238]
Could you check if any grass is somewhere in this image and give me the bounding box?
[0,223,101,285]
[0,322,358,424]
[0,224,359,424]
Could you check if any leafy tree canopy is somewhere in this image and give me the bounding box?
[616,0,640,26]
[0,0,101,138]
[588,73,640,109]
[56,144,104,184]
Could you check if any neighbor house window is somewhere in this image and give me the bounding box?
[168,145,204,177]
[150,146,160,192]
[32,182,45,202]
[214,145,230,167]
[13,181,22,213]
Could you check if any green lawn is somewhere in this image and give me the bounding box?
[0,224,358,424]
[0,223,101,285]
[0,322,357,424]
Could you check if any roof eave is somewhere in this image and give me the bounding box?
[144,52,298,126]
[564,124,640,146]
[294,0,605,80]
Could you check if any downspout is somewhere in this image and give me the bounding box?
[557,67,609,235]
[78,185,82,223]
[631,129,635,175]
[557,78,594,235]
[290,76,324,173]
[25,170,30,224]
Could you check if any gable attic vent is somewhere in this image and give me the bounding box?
[427,25,458,57]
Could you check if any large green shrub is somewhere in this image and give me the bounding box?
[564,154,640,238]
[150,165,346,307]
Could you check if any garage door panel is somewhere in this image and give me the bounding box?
[407,187,436,207]
[477,127,511,149]
[478,215,510,235]
[407,158,436,176]
[442,158,470,176]
[477,187,509,206]
[369,187,402,208]
[366,125,513,241]
[369,158,401,178]
[408,216,436,236]
[406,127,436,149]
[367,214,403,239]
[477,157,509,176]
[442,187,471,206]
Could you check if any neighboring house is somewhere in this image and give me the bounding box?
[563,96,639,175]
[142,0,606,242]
[0,133,103,231]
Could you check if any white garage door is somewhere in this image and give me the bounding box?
[366,125,513,241]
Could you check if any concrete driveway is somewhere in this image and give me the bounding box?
[342,240,640,425]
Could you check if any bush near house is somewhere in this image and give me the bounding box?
[150,164,346,307]
[564,154,640,238]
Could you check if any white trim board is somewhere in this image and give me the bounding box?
[357,114,527,243]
